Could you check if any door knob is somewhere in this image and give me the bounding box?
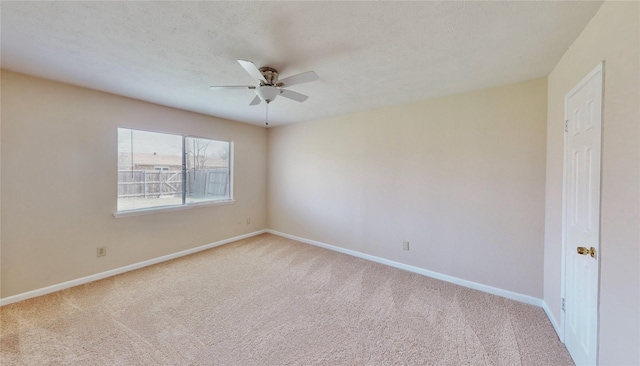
[577,246,597,259]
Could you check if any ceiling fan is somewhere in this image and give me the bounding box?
[210,59,318,107]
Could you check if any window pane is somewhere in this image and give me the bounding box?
[185,137,231,204]
[117,128,183,211]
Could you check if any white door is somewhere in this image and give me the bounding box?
[563,62,603,366]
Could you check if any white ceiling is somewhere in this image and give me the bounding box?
[1,1,602,127]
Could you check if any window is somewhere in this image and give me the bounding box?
[117,128,232,214]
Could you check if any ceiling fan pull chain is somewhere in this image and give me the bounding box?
[265,101,269,126]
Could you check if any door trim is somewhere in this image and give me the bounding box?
[560,61,604,363]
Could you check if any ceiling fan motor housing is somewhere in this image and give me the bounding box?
[259,67,279,85]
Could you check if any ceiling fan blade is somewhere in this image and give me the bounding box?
[277,71,318,88]
[249,95,262,106]
[280,89,309,103]
[209,85,256,90]
[238,59,266,83]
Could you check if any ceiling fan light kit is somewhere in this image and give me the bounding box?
[255,85,280,104]
[210,59,318,126]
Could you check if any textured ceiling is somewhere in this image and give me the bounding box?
[1,1,602,127]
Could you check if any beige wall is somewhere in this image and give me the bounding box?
[0,70,268,298]
[268,78,548,298]
[544,1,639,365]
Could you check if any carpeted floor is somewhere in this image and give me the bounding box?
[0,233,573,365]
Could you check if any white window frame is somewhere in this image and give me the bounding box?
[115,128,234,218]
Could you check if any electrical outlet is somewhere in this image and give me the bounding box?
[402,241,410,251]
[97,246,106,257]
[246,218,251,224]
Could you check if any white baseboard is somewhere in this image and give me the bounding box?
[0,230,267,307]
[267,230,543,308]
[542,300,564,341]
[2,228,547,313]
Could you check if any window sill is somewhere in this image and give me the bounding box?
[113,199,235,218]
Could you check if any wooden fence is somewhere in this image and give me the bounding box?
[117,169,229,199]
[187,169,230,198]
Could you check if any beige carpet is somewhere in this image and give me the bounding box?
[1,233,573,365]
